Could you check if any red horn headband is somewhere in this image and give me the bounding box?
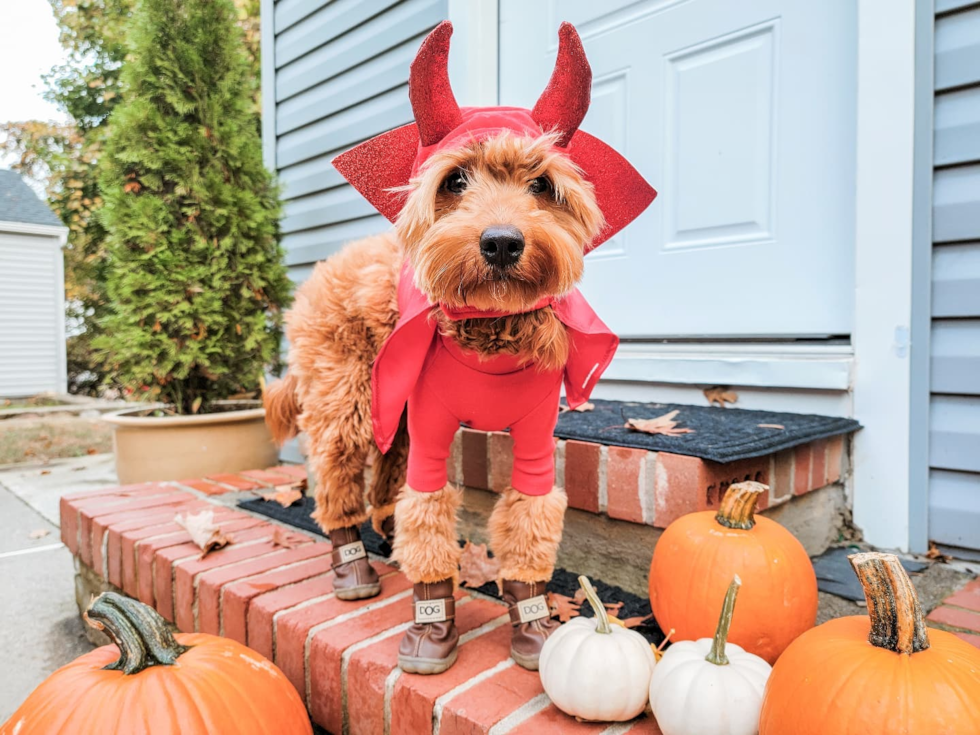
[332,20,657,252]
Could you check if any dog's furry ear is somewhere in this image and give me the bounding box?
[264,373,301,446]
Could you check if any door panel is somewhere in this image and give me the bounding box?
[499,0,857,338]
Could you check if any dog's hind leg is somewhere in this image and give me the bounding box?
[367,411,409,553]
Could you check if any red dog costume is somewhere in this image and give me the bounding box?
[333,22,657,496]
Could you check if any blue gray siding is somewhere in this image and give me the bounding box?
[928,3,980,552]
[267,0,448,274]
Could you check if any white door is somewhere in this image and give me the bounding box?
[499,0,857,338]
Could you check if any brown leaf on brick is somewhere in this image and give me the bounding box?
[625,410,695,437]
[271,526,306,549]
[548,591,582,622]
[244,581,280,594]
[459,541,501,588]
[704,386,738,407]
[174,510,231,558]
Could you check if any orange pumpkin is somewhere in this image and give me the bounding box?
[760,552,980,735]
[648,481,817,664]
[1,592,312,735]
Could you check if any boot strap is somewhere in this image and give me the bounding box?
[414,597,456,624]
[331,540,367,569]
[508,594,550,625]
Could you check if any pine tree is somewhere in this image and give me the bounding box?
[97,0,290,414]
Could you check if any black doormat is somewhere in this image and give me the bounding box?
[555,399,861,463]
[239,495,665,645]
[811,546,929,602]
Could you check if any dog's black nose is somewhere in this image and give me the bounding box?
[480,225,525,268]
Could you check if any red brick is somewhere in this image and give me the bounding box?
[345,598,506,735]
[826,436,843,484]
[275,573,413,696]
[793,444,812,495]
[702,456,770,512]
[248,572,338,659]
[461,428,489,490]
[954,631,980,648]
[606,446,645,523]
[390,622,515,735]
[927,605,980,633]
[438,663,543,735]
[944,579,980,612]
[205,472,262,491]
[121,508,245,596]
[508,704,609,734]
[266,464,308,480]
[222,557,332,642]
[564,440,601,513]
[176,478,229,495]
[142,519,268,612]
[60,483,168,553]
[771,449,795,503]
[173,533,307,632]
[810,439,827,490]
[78,490,189,566]
[92,498,197,578]
[652,453,701,528]
[240,469,296,486]
[196,543,330,635]
[487,432,514,493]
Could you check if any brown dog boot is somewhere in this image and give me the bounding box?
[503,580,559,670]
[328,526,381,601]
[397,580,459,674]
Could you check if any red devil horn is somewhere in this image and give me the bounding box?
[410,21,463,146]
[532,23,592,148]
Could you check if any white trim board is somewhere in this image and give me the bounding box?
[0,221,67,242]
[605,342,853,391]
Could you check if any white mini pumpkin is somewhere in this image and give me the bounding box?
[539,576,656,722]
[649,575,772,735]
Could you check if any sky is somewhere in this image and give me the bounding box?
[0,0,67,166]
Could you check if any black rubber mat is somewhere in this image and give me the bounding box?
[555,399,861,463]
[811,546,929,602]
[239,495,664,644]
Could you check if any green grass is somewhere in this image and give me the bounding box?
[0,396,68,411]
[0,416,113,465]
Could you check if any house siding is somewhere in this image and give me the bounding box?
[267,0,447,275]
[928,3,980,552]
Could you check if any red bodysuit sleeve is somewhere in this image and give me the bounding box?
[508,383,561,496]
[405,385,461,492]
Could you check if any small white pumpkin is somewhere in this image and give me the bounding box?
[539,575,656,722]
[649,575,772,735]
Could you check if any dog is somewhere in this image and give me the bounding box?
[264,21,655,675]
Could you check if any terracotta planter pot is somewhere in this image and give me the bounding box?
[102,402,278,484]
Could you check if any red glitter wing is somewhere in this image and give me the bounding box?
[532,22,592,148]
[331,123,419,223]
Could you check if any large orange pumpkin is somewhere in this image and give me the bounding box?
[760,552,980,734]
[648,481,817,664]
[1,592,312,735]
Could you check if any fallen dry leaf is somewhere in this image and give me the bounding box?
[603,600,625,617]
[244,581,280,595]
[271,527,307,549]
[625,410,695,437]
[28,529,50,539]
[926,542,951,563]
[174,510,231,558]
[704,386,738,408]
[757,424,785,430]
[559,402,595,414]
[39,470,51,476]
[459,541,501,588]
[86,447,99,455]
[620,613,653,629]
[260,486,304,508]
[547,591,582,622]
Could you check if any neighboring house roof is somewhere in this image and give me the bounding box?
[0,169,63,228]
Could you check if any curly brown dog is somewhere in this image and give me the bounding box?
[264,21,655,675]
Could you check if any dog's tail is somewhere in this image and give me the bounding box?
[264,372,302,446]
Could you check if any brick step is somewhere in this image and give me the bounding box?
[61,471,663,735]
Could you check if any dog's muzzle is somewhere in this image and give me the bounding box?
[480,225,525,269]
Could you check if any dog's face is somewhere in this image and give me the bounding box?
[395,133,605,312]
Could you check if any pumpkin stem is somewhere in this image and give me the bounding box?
[85,592,190,674]
[705,575,741,666]
[715,482,767,530]
[577,575,612,635]
[849,552,930,655]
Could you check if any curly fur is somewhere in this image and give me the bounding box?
[267,132,599,581]
[488,488,568,583]
[392,484,463,584]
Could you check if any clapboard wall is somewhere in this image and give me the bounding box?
[264,0,448,286]
[928,1,980,552]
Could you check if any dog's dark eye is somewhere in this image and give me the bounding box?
[529,176,552,196]
[441,170,467,195]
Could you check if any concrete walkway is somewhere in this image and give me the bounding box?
[0,454,115,720]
